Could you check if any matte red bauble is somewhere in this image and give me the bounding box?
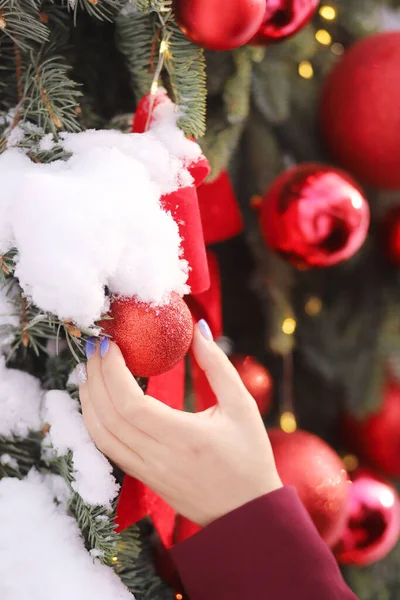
[230,355,273,415]
[101,294,193,377]
[268,429,350,547]
[342,378,400,478]
[382,207,400,266]
[320,32,400,190]
[335,471,400,566]
[174,0,267,51]
[259,163,370,268]
[251,0,319,44]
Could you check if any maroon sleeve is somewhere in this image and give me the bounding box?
[170,487,358,600]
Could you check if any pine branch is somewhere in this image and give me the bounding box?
[0,1,48,51]
[73,0,125,22]
[0,432,42,479]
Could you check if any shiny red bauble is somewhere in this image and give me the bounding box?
[268,429,350,547]
[259,163,370,268]
[251,0,319,44]
[382,207,400,266]
[320,32,400,190]
[174,0,267,51]
[101,294,193,377]
[342,378,400,478]
[230,355,273,415]
[335,471,400,566]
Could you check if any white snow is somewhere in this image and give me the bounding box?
[0,454,18,470]
[0,356,42,437]
[0,470,134,600]
[0,283,19,350]
[0,101,204,326]
[42,390,119,508]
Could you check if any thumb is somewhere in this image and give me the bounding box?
[191,321,251,413]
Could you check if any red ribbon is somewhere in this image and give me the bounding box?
[117,93,243,548]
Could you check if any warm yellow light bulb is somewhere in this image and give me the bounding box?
[298,61,314,79]
[319,5,337,21]
[282,318,296,335]
[315,29,332,45]
[343,454,359,473]
[280,412,297,433]
[176,595,183,600]
[305,296,322,317]
[160,40,169,54]
[111,556,118,563]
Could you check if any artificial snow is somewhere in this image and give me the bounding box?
[0,356,42,438]
[42,390,119,508]
[0,102,203,326]
[0,454,18,470]
[0,470,134,600]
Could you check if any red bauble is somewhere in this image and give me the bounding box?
[342,378,400,478]
[259,163,370,268]
[320,32,400,190]
[335,471,400,566]
[174,0,267,51]
[230,355,273,415]
[251,0,319,44]
[382,207,400,266]
[268,429,350,547]
[101,293,193,377]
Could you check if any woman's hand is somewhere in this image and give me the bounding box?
[79,321,282,527]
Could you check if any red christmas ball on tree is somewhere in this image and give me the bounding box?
[382,207,400,266]
[230,355,273,415]
[174,0,267,51]
[251,0,319,44]
[342,378,400,478]
[101,293,193,377]
[320,32,400,190]
[335,471,400,566]
[259,163,370,268]
[268,428,350,547]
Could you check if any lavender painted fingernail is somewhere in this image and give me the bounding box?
[76,363,87,386]
[100,336,110,358]
[85,337,96,359]
[198,319,213,341]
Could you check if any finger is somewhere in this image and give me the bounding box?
[86,342,157,453]
[191,322,253,414]
[101,341,189,437]
[79,378,147,480]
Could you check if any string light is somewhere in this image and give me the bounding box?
[331,42,344,56]
[343,454,359,472]
[319,5,337,21]
[175,595,183,600]
[305,296,322,317]
[315,29,332,45]
[282,318,296,335]
[298,60,314,79]
[280,411,297,433]
[111,556,118,563]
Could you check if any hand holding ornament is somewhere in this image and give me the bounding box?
[79,322,282,527]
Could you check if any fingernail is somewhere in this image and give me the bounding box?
[76,363,87,385]
[85,337,96,359]
[198,319,213,341]
[100,336,110,358]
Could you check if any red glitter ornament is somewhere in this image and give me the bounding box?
[259,163,370,268]
[174,0,267,51]
[382,207,400,267]
[342,378,400,478]
[320,32,400,190]
[268,428,350,547]
[335,471,400,566]
[230,355,273,415]
[251,0,319,44]
[101,293,193,377]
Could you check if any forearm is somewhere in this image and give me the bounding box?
[171,487,357,600]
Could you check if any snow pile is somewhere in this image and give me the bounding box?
[0,356,42,437]
[0,470,134,600]
[43,390,119,508]
[0,284,19,350]
[0,104,203,326]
